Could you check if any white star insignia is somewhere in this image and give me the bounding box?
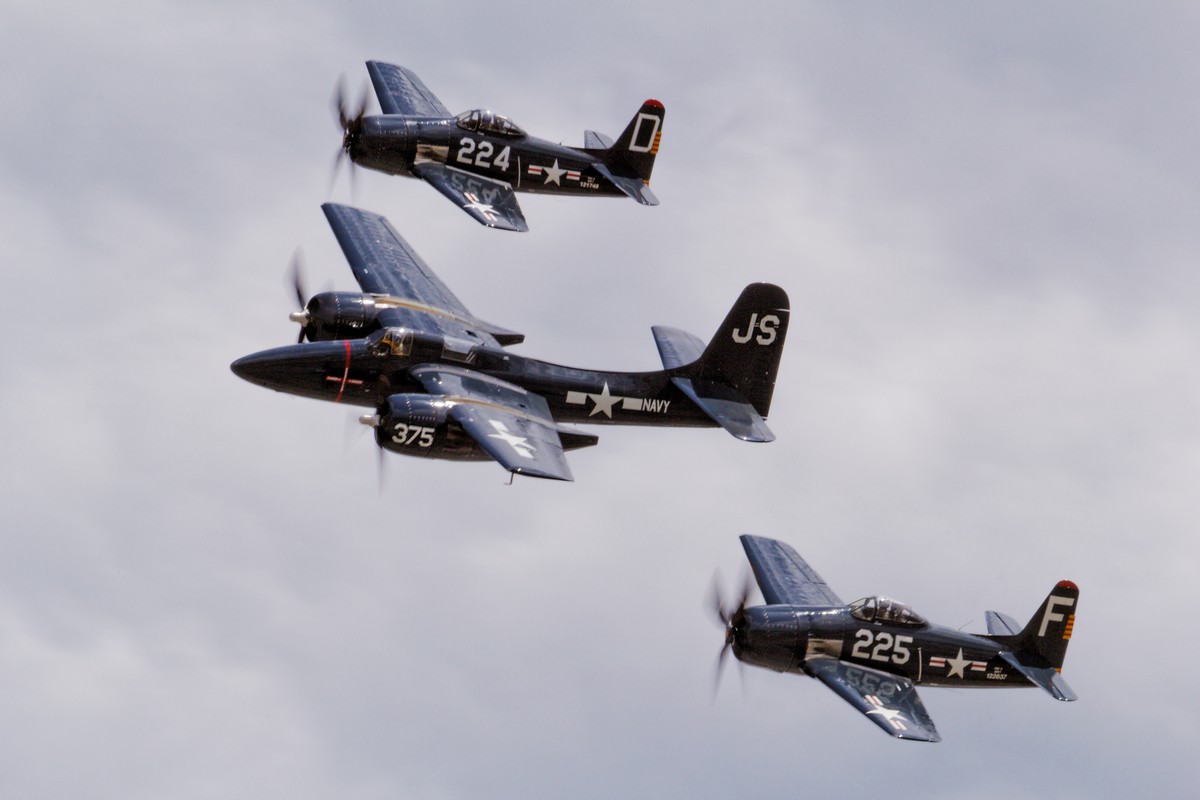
[487,420,534,459]
[587,382,620,418]
[864,695,908,731]
[462,192,497,222]
[945,648,972,679]
[541,159,567,185]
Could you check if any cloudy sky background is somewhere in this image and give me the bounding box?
[2,1,1197,797]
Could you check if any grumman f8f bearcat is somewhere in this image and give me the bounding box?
[711,535,1079,742]
[332,60,664,231]
[231,204,788,482]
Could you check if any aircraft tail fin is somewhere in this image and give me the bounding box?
[654,284,789,442]
[604,100,665,184]
[987,580,1079,700]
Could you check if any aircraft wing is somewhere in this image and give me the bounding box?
[321,203,523,345]
[739,535,844,607]
[806,660,941,743]
[365,61,452,118]
[410,365,576,481]
[412,163,529,232]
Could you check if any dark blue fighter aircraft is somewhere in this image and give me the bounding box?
[231,204,788,481]
[712,535,1079,742]
[332,61,664,231]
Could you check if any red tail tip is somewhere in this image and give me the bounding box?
[1056,580,1078,590]
[644,99,664,109]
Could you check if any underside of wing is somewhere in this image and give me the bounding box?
[412,163,528,232]
[806,659,941,743]
[739,535,843,607]
[411,365,591,481]
[321,203,523,345]
[365,61,452,117]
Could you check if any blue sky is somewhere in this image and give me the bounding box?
[2,2,1197,797]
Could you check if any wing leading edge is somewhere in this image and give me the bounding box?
[321,203,523,344]
[366,61,452,118]
[739,535,843,607]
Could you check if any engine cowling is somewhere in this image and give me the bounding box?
[296,292,382,342]
[363,394,489,461]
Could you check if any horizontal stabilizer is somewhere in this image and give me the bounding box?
[584,130,614,149]
[985,610,1023,636]
[1000,652,1078,701]
[651,325,705,370]
[593,162,659,206]
[672,377,774,442]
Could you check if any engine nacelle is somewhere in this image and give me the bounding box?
[299,292,382,342]
[367,394,489,461]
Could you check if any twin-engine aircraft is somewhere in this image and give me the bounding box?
[231,204,788,482]
[333,61,664,231]
[713,535,1079,742]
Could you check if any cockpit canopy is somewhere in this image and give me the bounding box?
[849,596,926,626]
[455,109,525,137]
[366,327,414,357]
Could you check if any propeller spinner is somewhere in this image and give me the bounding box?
[708,573,753,695]
[331,78,370,196]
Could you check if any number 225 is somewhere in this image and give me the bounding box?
[851,630,913,665]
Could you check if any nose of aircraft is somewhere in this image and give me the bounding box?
[230,349,284,390]
[230,343,332,394]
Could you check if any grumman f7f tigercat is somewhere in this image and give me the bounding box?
[712,535,1079,742]
[231,204,788,481]
[332,60,664,231]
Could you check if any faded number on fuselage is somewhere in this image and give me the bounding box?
[850,629,913,665]
[391,423,435,448]
[456,138,511,172]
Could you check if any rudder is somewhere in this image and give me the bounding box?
[608,100,665,183]
[689,283,790,418]
[1013,580,1079,671]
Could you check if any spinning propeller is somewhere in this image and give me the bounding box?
[331,77,369,197]
[286,248,313,343]
[708,572,753,696]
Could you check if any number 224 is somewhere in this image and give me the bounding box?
[457,139,511,171]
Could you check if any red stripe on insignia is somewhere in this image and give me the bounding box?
[334,339,352,403]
